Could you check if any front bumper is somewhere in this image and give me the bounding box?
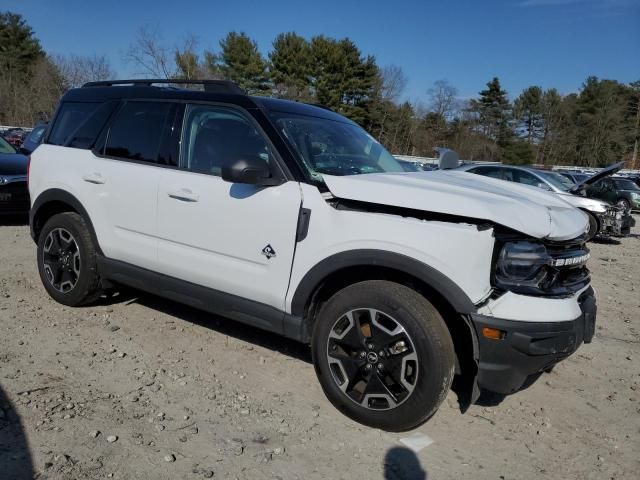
[471,287,596,395]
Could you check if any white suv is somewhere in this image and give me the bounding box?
[28,79,597,431]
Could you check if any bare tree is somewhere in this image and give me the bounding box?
[380,65,407,102]
[125,26,174,78]
[53,54,115,88]
[427,79,459,120]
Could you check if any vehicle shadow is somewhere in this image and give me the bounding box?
[97,288,313,363]
[0,384,34,480]
[0,214,28,226]
[384,446,428,479]
[591,236,622,245]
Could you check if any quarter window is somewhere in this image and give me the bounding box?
[181,105,270,176]
[48,102,101,146]
[104,102,172,163]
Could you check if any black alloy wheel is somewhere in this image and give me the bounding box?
[327,308,418,410]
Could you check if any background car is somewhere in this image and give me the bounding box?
[459,163,632,238]
[2,128,27,148]
[20,122,48,154]
[586,177,640,211]
[559,171,590,184]
[0,135,30,216]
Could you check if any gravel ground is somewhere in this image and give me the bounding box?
[1,217,639,480]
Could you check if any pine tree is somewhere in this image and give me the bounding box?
[0,12,44,81]
[269,32,312,100]
[309,36,377,125]
[469,77,512,144]
[514,86,544,144]
[216,32,270,95]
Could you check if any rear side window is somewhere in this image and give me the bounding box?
[48,102,100,146]
[104,102,172,163]
[471,166,503,179]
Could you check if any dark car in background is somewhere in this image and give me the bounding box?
[0,136,30,216]
[20,122,48,154]
[2,128,27,148]
[587,177,640,211]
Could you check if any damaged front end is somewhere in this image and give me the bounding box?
[598,205,635,237]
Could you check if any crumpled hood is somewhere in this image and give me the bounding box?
[323,170,588,241]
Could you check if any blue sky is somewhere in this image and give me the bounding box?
[3,0,639,103]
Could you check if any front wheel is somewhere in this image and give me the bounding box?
[584,211,600,240]
[617,198,631,210]
[312,280,455,432]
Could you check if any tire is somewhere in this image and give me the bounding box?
[584,211,599,240]
[312,280,455,432]
[37,212,102,306]
[617,198,630,210]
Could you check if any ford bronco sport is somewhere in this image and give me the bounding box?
[28,79,597,431]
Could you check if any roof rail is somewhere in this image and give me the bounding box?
[81,79,245,95]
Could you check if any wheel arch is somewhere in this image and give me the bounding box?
[30,189,102,254]
[579,208,600,236]
[290,250,480,408]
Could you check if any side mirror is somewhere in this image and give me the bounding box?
[536,182,552,191]
[221,156,278,186]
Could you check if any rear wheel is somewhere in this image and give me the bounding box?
[37,212,102,306]
[312,280,455,432]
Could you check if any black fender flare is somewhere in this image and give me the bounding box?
[29,188,102,254]
[290,249,477,317]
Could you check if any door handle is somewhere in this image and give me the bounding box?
[82,173,105,184]
[167,188,199,203]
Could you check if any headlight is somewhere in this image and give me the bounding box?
[495,241,551,290]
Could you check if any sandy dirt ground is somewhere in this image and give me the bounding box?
[1,217,639,480]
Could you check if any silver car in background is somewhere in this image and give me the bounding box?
[459,164,633,239]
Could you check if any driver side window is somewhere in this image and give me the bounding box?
[181,105,270,176]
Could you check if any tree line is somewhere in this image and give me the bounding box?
[2,12,638,168]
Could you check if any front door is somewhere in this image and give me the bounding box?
[155,104,302,310]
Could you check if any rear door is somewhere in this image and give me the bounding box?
[81,101,177,269]
[155,103,302,310]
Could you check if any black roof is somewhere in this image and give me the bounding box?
[62,79,354,125]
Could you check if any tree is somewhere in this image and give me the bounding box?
[125,26,174,79]
[0,12,44,81]
[514,86,544,144]
[216,32,270,94]
[468,77,516,162]
[53,54,115,88]
[625,80,640,169]
[574,77,627,167]
[269,32,312,100]
[427,80,458,121]
[309,36,378,125]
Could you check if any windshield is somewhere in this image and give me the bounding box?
[0,136,16,154]
[613,178,640,191]
[270,112,404,182]
[538,170,574,192]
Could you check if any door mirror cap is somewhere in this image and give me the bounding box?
[536,182,552,191]
[221,156,279,186]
